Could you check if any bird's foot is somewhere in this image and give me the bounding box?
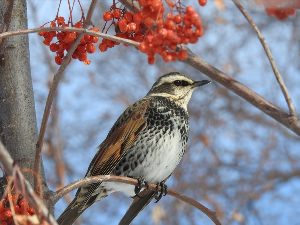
[134,177,148,197]
[154,182,168,203]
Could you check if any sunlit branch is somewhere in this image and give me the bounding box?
[0,26,139,47]
[185,49,300,136]
[52,175,221,225]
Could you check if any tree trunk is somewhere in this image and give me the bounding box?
[0,0,38,186]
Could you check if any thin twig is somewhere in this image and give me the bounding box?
[232,0,297,117]
[51,175,221,225]
[0,27,139,48]
[0,141,58,225]
[33,0,100,196]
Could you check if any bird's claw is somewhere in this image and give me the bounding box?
[134,177,148,197]
[154,182,168,203]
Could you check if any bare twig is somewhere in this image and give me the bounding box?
[185,49,300,136]
[232,0,297,117]
[51,175,221,225]
[0,26,139,47]
[0,141,58,225]
[33,0,100,196]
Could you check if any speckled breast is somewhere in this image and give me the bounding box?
[114,96,189,183]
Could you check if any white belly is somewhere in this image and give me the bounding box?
[140,131,183,182]
[102,131,184,197]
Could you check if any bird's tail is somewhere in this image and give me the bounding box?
[119,189,156,225]
[57,198,86,225]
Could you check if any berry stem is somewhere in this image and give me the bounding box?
[56,0,63,19]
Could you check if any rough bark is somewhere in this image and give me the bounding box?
[0,0,37,186]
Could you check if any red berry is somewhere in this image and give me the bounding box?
[144,17,154,28]
[124,12,133,22]
[91,36,99,43]
[55,55,63,65]
[4,209,12,218]
[63,32,76,43]
[148,55,155,64]
[139,42,147,52]
[78,52,87,61]
[74,21,83,28]
[118,19,128,33]
[43,38,51,46]
[198,0,207,6]
[56,16,65,26]
[113,9,121,19]
[38,31,46,36]
[50,21,56,27]
[158,28,168,38]
[49,43,59,52]
[84,59,91,65]
[128,22,137,32]
[27,207,35,215]
[174,15,182,24]
[99,43,107,52]
[91,27,100,32]
[133,13,143,25]
[84,35,91,42]
[103,11,113,21]
[86,43,96,53]
[178,49,188,60]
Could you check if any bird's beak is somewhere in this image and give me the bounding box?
[193,80,211,87]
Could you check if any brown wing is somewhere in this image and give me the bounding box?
[87,98,149,176]
[74,99,150,209]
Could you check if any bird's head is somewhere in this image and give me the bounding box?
[147,72,211,109]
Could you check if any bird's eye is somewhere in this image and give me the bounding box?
[173,80,190,86]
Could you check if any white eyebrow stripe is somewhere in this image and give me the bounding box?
[155,75,193,87]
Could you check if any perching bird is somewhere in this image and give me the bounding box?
[57,72,210,225]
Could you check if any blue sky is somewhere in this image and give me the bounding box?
[26,1,300,225]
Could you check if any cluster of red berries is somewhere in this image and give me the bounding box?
[265,7,296,20]
[39,16,99,65]
[100,0,204,64]
[0,194,35,225]
[39,1,205,65]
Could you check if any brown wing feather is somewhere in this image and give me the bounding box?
[73,99,150,210]
[88,99,149,176]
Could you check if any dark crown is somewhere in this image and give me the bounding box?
[147,72,195,96]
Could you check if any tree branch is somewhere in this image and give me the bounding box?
[0,26,139,47]
[0,141,58,225]
[51,175,221,225]
[2,25,299,138]
[232,0,297,117]
[33,0,99,196]
[185,49,300,136]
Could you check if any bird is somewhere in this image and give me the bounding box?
[57,72,211,225]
